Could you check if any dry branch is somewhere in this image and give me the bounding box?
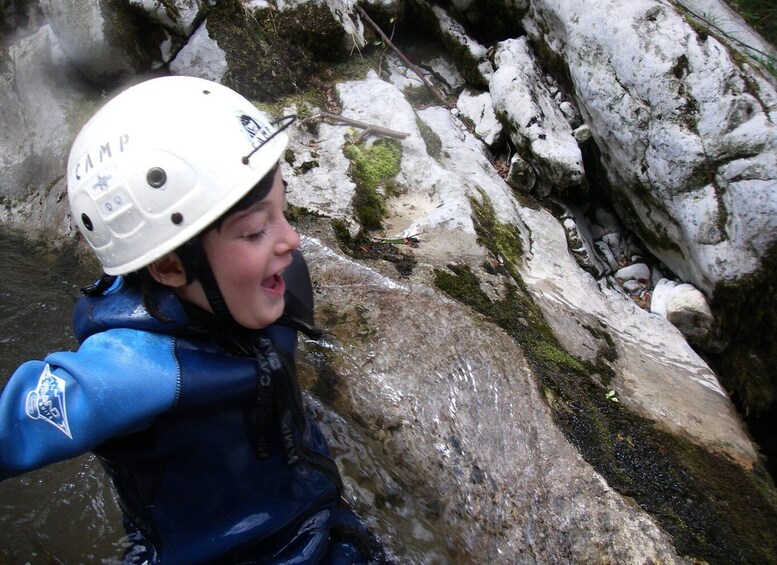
[304,112,410,143]
[355,6,452,109]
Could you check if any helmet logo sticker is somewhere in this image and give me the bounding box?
[73,134,130,181]
[25,364,73,439]
[239,114,297,165]
[239,114,273,149]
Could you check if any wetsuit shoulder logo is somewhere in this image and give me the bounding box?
[25,364,73,439]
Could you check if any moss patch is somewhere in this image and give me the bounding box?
[403,84,439,108]
[416,117,442,160]
[206,0,314,102]
[343,139,403,231]
[434,192,777,564]
[100,0,169,72]
[252,1,347,62]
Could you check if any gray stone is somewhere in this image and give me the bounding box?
[129,0,212,37]
[525,0,777,296]
[490,37,584,192]
[40,0,158,82]
[666,283,715,343]
[615,263,651,282]
[456,90,503,147]
[0,25,93,212]
[505,153,536,193]
[169,20,227,82]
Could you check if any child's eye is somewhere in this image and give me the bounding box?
[243,229,266,241]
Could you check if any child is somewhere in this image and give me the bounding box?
[0,76,383,564]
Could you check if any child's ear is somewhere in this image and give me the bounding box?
[147,253,188,288]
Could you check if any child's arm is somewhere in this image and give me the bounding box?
[0,328,180,480]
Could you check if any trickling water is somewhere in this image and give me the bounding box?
[0,230,127,563]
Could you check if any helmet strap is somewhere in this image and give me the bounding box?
[177,238,237,326]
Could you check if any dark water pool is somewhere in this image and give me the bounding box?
[0,230,127,563]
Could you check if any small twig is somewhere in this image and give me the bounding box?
[355,5,453,109]
[371,235,420,247]
[304,111,410,143]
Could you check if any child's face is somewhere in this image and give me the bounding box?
[199,168,300,329]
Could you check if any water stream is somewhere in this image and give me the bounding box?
[0,230,129,563]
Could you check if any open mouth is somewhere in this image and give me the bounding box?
[261,273,286,296]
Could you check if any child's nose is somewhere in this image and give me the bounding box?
[275,218,300,255]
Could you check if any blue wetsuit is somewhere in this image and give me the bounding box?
[0,272,380,563]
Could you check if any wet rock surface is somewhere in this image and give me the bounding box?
[1,0,776,562]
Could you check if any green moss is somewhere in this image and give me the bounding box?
[283,203,325,224]
[343,139,402,231]
[206,0,314,102]
[433,192,777,564]
[403,84,439,108]
[329,51,386,83]
[101,0,169,69]
[528,340,586,372]
[252,1,347,62]
[416,117,442,160]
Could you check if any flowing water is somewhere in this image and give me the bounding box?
[0,230,129,563]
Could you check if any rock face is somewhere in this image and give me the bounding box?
[1,0,777,562]
[490,37,584,194]
[38,0,163,81]
[300,236,687,563]
[525,0,777,294]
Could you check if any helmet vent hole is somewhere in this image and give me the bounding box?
[203,89,210,95]
[81,213,94,231]
[147,167,167,188]
[171,212,184,225]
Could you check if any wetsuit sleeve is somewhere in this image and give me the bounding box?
[0,329,180,480]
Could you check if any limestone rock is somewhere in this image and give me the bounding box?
[456,89,503,147]
[490,37,584,195]
[0,25,94,217]
[652,278,715,344]
[39,0,162,81]
[666,284,715,343]
[615,263,650,283]
[417,0,494,87]
[506,153,536,193]
[302,236,686,563]
[129,0,213,37]
[525,0,777,295]
[169,20,227,82]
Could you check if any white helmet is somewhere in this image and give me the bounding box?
[67,75,292,275]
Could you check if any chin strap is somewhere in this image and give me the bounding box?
[176,237,237,326]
